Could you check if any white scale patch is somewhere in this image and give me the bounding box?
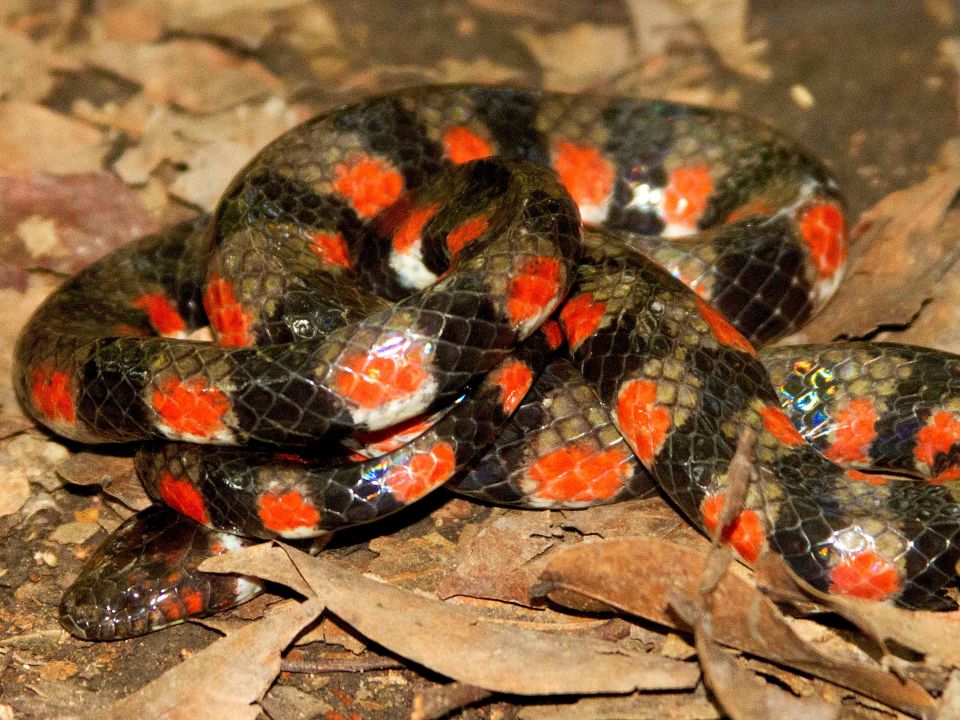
[389,238,438,290]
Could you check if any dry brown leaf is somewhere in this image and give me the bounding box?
[0,171,160,280]
[114,99,303,210]
[796,169,960,343]
[515,23,635,91]
[84,39,283,113]
[203,544,701,695]
[539,538,936,717]
[518,693,722,720]
[813,595,960,668]
[0,102,108,175]
[55,453,149,511]
[0,26,53,101]
[941,671,960,720]
[83,598,322,720]
[437,498,692,606]
[674,0,770,80]
[0,455,30,518]
[681,601,837,720]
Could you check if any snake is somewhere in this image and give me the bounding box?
[13,85,960,641]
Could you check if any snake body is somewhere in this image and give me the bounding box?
[13,86,960,640]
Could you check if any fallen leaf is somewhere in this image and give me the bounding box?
[517,693,722,720]
[84,598,322,720]
[55,453,149,511]
[674,0,770,80]
[676,596,836,720]
[796,169,960,343]
[114,98,304,210]
[0,171,161,279]
[0,459,29,518]
[84,39,283,113]
[203,545,701,696]
[813,594,960,668]
[539,538,937,717]
[0,26,53,101]
[0,102,108,175]
[515,23,635,91]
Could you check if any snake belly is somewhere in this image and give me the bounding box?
[12,85,960,640]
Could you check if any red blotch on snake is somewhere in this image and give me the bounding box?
[258,490,321,534]
[759,405,806,446]
[132,293,186,336]
[541,319,563,350]
[29,366,76,424]
[492,360,534,414]
[446,214,489,256]
[152,376,230,438]
[310,231,352,269]
[824,397,878,464]
[157,472,210,525]
[696,300,755,355]
[829,550,900,601]
[527,443,633,502]
[799,203,847,277]
[700,494,765,564]
[847,469,888,486]
[559,293,606,350]
[506,256,563,325]
[333,154,404,218]
[334,342,430,409]
[914,411,960,482]
[662,166,713,228]
[443,126,494,164]
[392,204,439,254]
[552,139,615,210]
[386,441,457,503]
[354,414,438,455]
[615,379,671,465]
[204,274,254,347]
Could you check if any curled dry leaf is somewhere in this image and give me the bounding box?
[539,537,936,717]
[796,169,960,343]
[83,598,323,720]
[202,544,701,696]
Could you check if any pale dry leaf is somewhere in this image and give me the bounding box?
[83,598,323,720]
[0,26,53,101]
[517,693,722,720]
[84,39,283,113]
[675,0,770,80]
[203,544,701,696]
[940,38,960,121]
[114,98,303,210]
[0,102,107,175]
[623,0,692,56]
[515,23,635,91]
[0,459,30,518]
[0,171,160,277]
